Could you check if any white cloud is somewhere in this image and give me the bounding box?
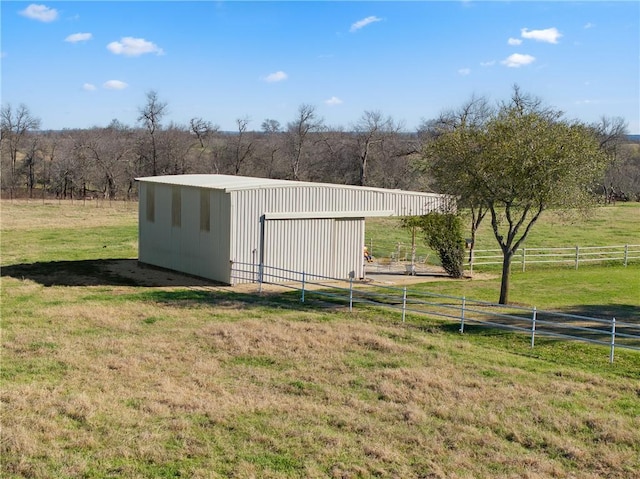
[83,83,97,91]
[584,22,594,29]
[65,32,92,43]
[107,37,164,56]
[508,37,522,46]
[263,71,288,82]
[325,96,343,106]
[480,60,496,67]
[575,99,599,105]
[521,27,562,44]
[350,16,382,32]
[20,4,58,22]
[501,53,536,68]
[103,80,128,90]
[458,68,471,76]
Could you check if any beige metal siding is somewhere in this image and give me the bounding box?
[138,175,450,286]
[138,184,232,284]
[334,218,365,279]
[227,185,444,282]
[261,217,363,281]
[139,182,176,272]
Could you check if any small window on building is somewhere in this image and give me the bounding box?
[146,184,155,222]
[172,186,182,227]
[200,190,210,232]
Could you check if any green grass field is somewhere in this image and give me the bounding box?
[1,200,639,478]
[365,202,640,265]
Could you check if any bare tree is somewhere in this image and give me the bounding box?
[47,132,77,200]
[190,117,218,148]
[1,103,41,197]
[225,117,255,175]
[137,90,168,176]
[77,126,136,200]
[21,136,42,198]
[308,127,357,184]
[592,116,629,202]
[252,119,284,178]
[285,104,323,180]
[161,122,197,175]
[261,119,281,134]
[352,111,401,186]
[38,132,61,201]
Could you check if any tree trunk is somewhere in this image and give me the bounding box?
[499,251,513,304]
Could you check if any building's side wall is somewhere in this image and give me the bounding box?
[259,217,365,281]
[228,185,446,283]
[334,218,365,279]
[138,183,232,284]
[139,181,171,268]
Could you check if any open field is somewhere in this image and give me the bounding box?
[1,200,639,478]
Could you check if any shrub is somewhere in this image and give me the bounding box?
[418,212,465,278]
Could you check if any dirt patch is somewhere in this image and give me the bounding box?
[106,260,221,288]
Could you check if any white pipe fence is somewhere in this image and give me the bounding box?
[468,244,640,273]
[230,261,640,363]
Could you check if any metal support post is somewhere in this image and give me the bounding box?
[349,277,353,312]
[624,244,629,267]
[402,287,407,323]
[610,317,616,364]
[531,307,537,348]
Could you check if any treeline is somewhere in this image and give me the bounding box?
[2,91,639,201]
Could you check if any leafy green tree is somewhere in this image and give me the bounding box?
[421,86,610,304]
[412,212,465,278]
[419,95,492,262]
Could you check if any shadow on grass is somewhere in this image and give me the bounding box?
[556,304,640,323]
[131,288,330,313]
[0,259,221,287]
[0,258,340,313]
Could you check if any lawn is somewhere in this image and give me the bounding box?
[1,200,638,478]
[365,202,640,264]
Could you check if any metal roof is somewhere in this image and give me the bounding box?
[135,174,439,197]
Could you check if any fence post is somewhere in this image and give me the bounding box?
[252,249,256,283]
[258,262,264,294]
[301,271,306,303]
[459,297,466,333]
[530,307,537,348]
[575,246,580,270]
[522,248,526,272]
[624,244,629,267]
[402,287,407,323]
[609,317,616,364]
[349,277,354,312]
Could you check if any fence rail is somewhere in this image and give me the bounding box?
[469,244,640,272]
[230,262,640,363]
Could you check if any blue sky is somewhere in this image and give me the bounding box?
[2,1,638,133]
